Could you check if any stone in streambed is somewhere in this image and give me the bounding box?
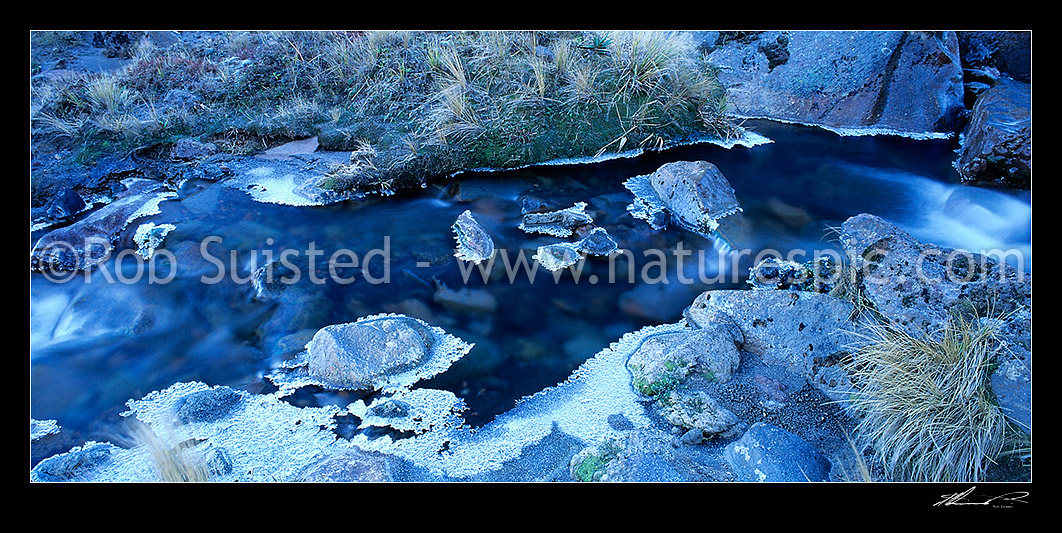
[303,314,474,393]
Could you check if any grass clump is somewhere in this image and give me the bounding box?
[31,30,738,202]
[843,314,1017,482]
[122,419,213,482]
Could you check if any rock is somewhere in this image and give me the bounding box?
[625,160,742,238]
[660,389,743,439]
[174,386,245,424]
[955,78,1030,188]
[626,324,742,400]
[708,31,965,134]
[838,213,1032,430]
[574,227,619,257]
[683,289,859,400]
[170,137,217,160]
[30,179,176,272]
[724,422,832,482]
[30,441,117,482]
[452,210,496,264]
[957,31,1031,83]
[532,242,582,272]
[518,201,593,237]
[45,187,88,220]
[748,255,841,293]
[301,314,474,393]
[256,136,320,161]
[295,448,397,482]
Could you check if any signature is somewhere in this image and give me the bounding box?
[934,486,1030,507]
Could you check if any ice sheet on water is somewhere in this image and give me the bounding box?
[348,388,468,436]
[133,222,176,259]
[34,319,692,481]
[30,419,60,441]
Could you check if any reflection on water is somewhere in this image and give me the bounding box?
[28,121,1033,443]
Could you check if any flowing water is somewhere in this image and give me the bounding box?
[28,121,1033,450]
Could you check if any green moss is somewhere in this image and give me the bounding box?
[573,438,623,482]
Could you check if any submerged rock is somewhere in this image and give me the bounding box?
[452,210,496,264]
[433,281,498,314]
[625,160,743,239]
[519,201,593,237]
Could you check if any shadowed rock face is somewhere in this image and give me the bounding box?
[708,30,965,135]
[956,78,1031,188]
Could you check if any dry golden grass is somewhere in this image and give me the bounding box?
[844,314,1011,482]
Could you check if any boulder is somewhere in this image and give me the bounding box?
[957,31,1031,83]
[683,289,860,400]
[838,213,1032,430]
[284,314,474,393]
[955,77,1031,188]
[724,422,832,482]
[708,31,965,135]
[30,179,176,272]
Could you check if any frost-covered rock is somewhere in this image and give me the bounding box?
[268,313,474,395]
[724,422,832,482]
[624,160,743,239]
[452,210,496,264]
[533,242,582,272]
[660,389,743,439]
[30,178,176,272]
[683,289,860,401]
[626,323,742,399]
[574,227,620,257]
[839,213,1032,430]
[519,201,593,237]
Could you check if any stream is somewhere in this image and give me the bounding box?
[28,120,1033,451]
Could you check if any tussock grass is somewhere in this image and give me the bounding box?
[844,314,1012,482]
[31,30,738,196]
[122,419,213,482]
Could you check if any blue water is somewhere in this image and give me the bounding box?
[28,121,1033,450]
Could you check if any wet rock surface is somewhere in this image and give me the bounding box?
[955,78,1031,188]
